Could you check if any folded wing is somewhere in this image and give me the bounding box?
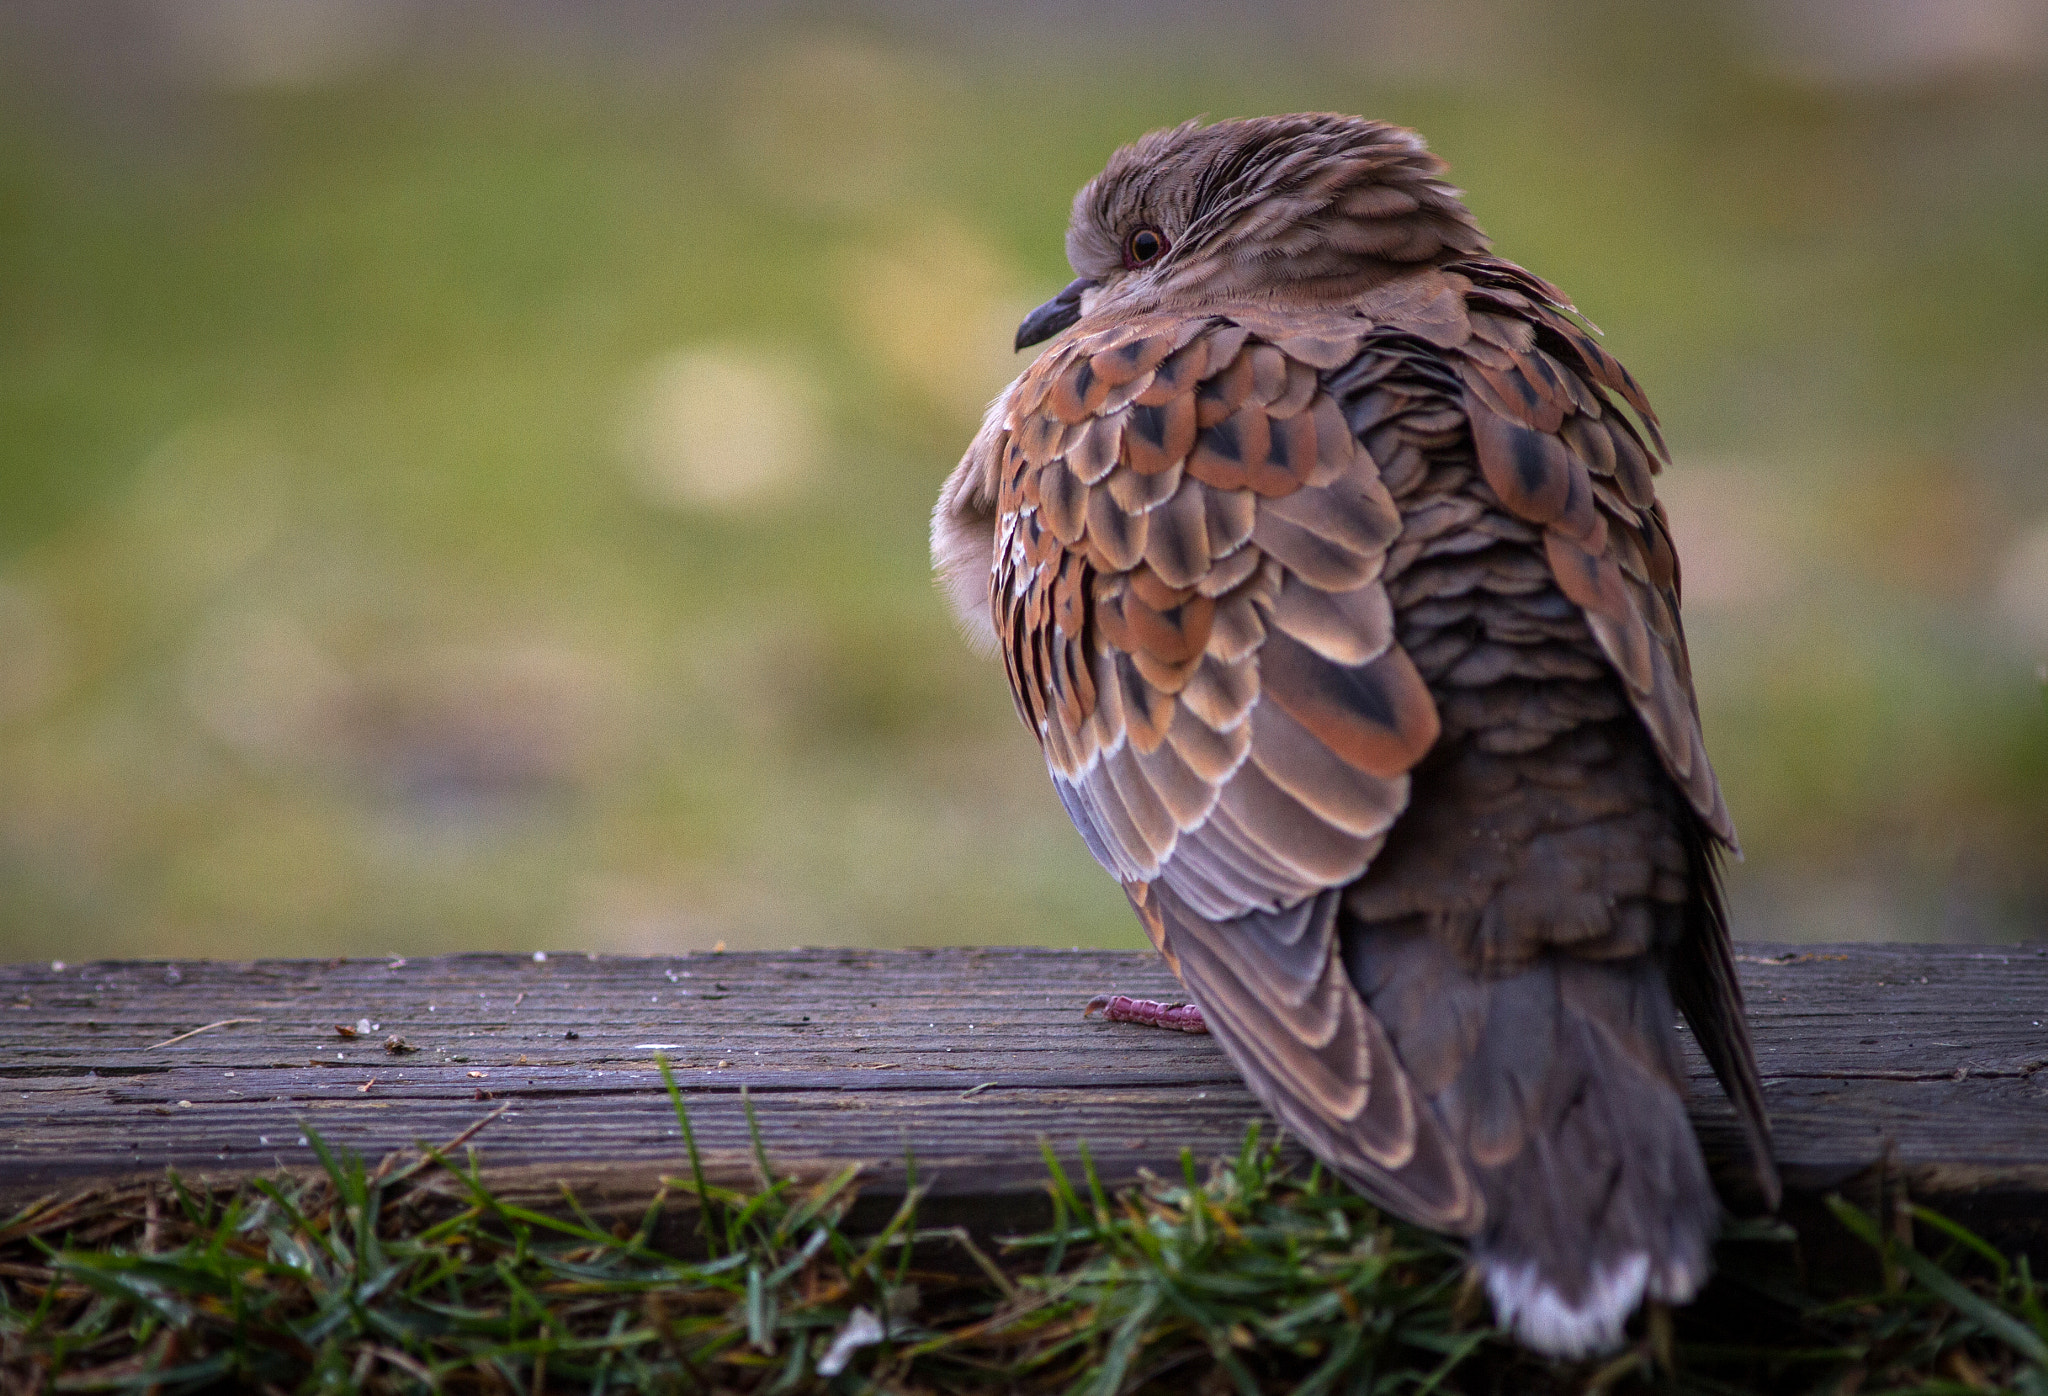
[990,305,1479,1229]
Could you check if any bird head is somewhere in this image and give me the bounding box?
[1016,114,1489,349]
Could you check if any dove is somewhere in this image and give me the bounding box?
[933,114,1778,1357]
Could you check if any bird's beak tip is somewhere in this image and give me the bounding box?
[1015,276,1098,351]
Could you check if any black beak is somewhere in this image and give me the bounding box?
[1015,277,1097,351]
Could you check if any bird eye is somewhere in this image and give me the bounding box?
[1123,226,1168,269]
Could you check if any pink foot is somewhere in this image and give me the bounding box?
[1084,994,1207,1034]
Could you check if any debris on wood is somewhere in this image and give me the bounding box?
[147,1018,263,1050]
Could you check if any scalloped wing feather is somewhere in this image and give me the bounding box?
[996,312,1438,917]
[1449,265,1737,848]
[987,307,1472,1223]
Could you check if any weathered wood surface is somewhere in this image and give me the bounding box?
[3,945,2045,1245]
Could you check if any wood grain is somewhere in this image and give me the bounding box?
[2,945,2044,1247]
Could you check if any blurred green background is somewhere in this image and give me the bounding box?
[0,0,2044,963]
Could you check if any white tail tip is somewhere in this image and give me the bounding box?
[1481,1253,1653,1359]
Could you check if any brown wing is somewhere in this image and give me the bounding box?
[992,306,1480,1230]
[1445,259,1732,844]
[1435,257,1776,1201]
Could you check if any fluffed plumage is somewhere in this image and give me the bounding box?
[934,114,1778,1357]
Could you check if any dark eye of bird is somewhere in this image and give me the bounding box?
[1124,226,1167,269]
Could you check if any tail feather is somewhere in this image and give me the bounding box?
[1350,932,1718,1357]
[1482,1253,1650,1360]
[1668,825,1782,1209]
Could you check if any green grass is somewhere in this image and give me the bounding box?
[4,1069,2045,1394]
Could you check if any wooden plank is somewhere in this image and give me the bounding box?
[3,945,2045,1249]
